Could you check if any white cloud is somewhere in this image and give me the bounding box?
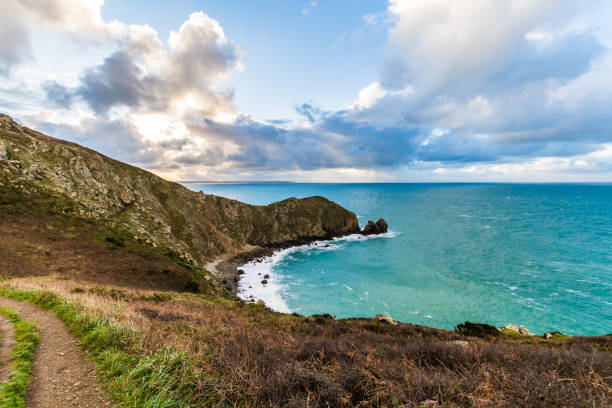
[1,0,611,182]
[351,82,387,110]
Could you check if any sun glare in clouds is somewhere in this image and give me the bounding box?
[1,0,611,181]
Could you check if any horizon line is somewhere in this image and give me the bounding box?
[175,180,612,185]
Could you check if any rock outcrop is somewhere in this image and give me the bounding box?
[502,323,535,336]
[375,314,398,326]
[0,114,362,272]
[361,218,388,235]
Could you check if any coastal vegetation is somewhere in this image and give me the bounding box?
[0,278,610,407]
[0,115,610,406]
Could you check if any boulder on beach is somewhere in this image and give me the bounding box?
[361,218,388,235]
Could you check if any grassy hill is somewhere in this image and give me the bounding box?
[0,114,359,292]
[0,114,610,407]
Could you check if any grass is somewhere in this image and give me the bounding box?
[0,277,610,407]
[0,305,39,408]
[0,285,204,407]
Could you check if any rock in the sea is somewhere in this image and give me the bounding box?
[263,274,270,279]
[375,314,398,325]
[261,279,268,285]
[361,218,388,235]
[237,269,245,275]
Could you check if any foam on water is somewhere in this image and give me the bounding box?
[237,231,400,312]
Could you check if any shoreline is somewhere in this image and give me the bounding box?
[210,231,362,297]
[208,232,580,339]
[211,230,399,308]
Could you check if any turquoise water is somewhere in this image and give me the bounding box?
[187,183,612,335]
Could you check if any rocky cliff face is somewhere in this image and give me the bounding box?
[0,114,360,270]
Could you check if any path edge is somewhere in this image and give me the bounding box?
[0,285,202,407]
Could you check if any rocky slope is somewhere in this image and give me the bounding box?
[0,114,361,287]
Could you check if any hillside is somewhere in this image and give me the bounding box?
[0,114,360,291]
[0,114,610,407]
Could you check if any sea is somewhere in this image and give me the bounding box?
[185,183,612,336]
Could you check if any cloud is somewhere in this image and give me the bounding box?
[0,0,115,74]
[301,1,318,15]
[2,0,612,182]
[48,12,240,118]
[43,81,74,108]
[0,2,31,74]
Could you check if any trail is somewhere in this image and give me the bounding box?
[0,297,113,407]
[0,315,16,383]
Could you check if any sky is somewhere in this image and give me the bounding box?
[1,0,611,182]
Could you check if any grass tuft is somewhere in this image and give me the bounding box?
[0,305,39,408]
[0,286,201,407]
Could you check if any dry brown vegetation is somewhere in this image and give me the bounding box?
[1,116,611,406]
[0,195,204,292]
[3,277,610,408]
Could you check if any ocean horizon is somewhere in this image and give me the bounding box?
[186,182,612,336]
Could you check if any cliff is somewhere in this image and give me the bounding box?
[0,114,360,289]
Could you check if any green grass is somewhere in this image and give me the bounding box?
[0,286,206,407]
[0,305,39,408]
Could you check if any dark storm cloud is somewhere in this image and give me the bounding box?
[76,51,149,114]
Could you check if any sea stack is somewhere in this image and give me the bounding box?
[361,218,388,235]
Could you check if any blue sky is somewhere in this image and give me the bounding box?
[1,0,612,182]
[103,0,389,120]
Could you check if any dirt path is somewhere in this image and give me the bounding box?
[0,297,113,407]
[0,315,16,383]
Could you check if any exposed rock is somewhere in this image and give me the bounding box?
[237,269,245,275]
[504,323,520,333]
[503,323,534,336]
[261,280,268,285]
[375,314,398,325]
[0,140,7,160]
[263,274,270,279]
[0,114,362,284]
[543,331,563,339]
[452,340,469,348]
[361,218,388,235]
